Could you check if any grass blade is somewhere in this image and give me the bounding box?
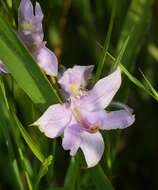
[116,0,153,100]
[64,157,79,190]
[90,165,114,190]
[112,35,130,71]
[95,1,116,82]
[34,155,53,190]
[139,69,158,100]
[13,114,45,163]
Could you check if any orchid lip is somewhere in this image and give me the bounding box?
[71,107,100,133]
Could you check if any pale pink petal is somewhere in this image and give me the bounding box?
[34,104,71,138]
[18,0,33,21]
[58,65,94,95]
[36,46,58,76]
[75,107,106,131]
[62,123,81,156]
[100,110,135,130]
[77,68,121,111]
[34,2,43,35]
[80,131,104,168]
[35,2,43,19]
[62,121,104,167]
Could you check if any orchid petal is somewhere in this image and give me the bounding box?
[78,68,121,111]
[34,2,43,34]
[19,0,33,21]
[35,2,43,19]
[0,62,9,74]
[76,107,106,131]
[34,104,71,138]
[62,122,104,167]
[110,101,134,113]
[100,110,135,130]
[58,65,94,95]
[36,46,58,76]
[62,123,81,156]
[80,131,104,168]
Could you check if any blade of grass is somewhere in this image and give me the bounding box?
[12,159,25,190]
[139,69,158,100]
[95,1,116,82]
[90,165,114,190]
[107,51,157,100]
[13,113,45,163]
[64,157,80,190]
[96,42,157,100]
[0,79,25,190]
[34,155,53,190]
[116,0,153,100]
[111,35,130,71]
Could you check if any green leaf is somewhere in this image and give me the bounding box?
[0,79,25,190]
[12,159,25,190]
[34,155,53,190]
[139,69,158,100]
[116,0,153,100]
[0,16,60,112]
[112,35,130,71]
[90,165,114,190]
[64,157,79,190]
[106,52,158,100]
[95,1,116,82]
[13,113,45,163]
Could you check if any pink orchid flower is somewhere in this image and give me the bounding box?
[34,66,135,168]
[18,0,58,76]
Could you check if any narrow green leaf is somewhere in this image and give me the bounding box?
[64,157,79,190]
[34,155,53,190]
[106,52,157,100]
[13,113,45,163]
[116,0,153,100]
[112,35,130,71]
[18,148,33,190]
[95,1,116,82]
[0,79,25,190]
[0,16,60,111]
[12,159,25,190]
[139,69,158,100]
[90,165,114,190]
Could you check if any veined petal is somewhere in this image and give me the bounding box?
[62,123,81,156]
[80,131,104,168]
[100,110,135,130]
[18,0,33,21]
[78,68,121,111]
[58,65,94,96]
[34,104,71,138]
[36,46,58,76]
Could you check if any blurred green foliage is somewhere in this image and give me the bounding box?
[0,0,158,190]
